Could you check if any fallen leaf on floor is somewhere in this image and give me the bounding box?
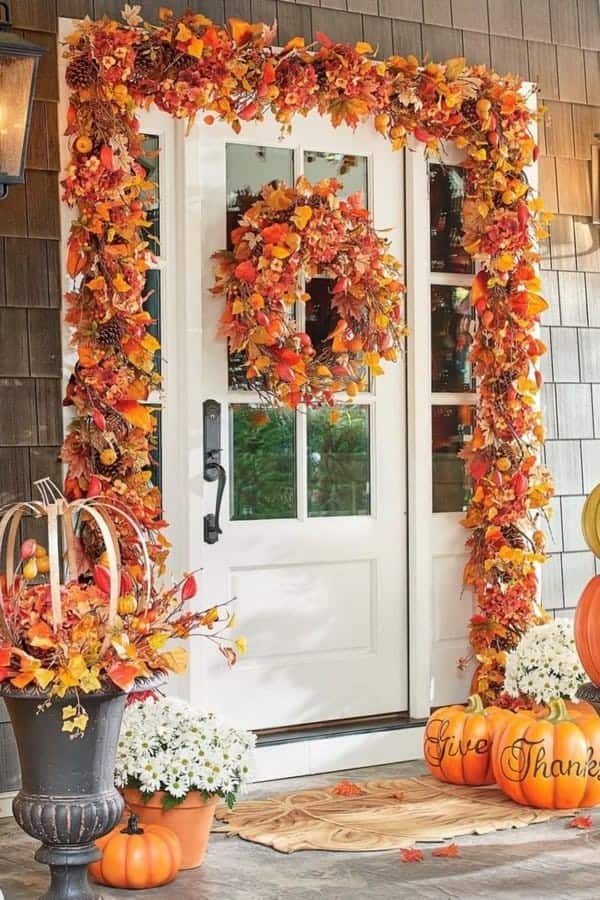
[331,780,364,796]
[401,848,424,863]
[569,815,592,830]
[432,843,460,858]
[390,791,405,801]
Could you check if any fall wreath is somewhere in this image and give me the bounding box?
[212,177,407,407]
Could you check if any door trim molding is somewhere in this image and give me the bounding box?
[253,725,425,782]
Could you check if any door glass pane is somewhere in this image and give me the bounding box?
[226,144,294,389]
[144,268,161,376]
[139,134,160,251]
[307,407,371,517]
[432,405,474,513]
[431,285,474,392]
[429,164,474,275]
[226,144,294,250]
[230,405,296,520]
[304,151,368,203]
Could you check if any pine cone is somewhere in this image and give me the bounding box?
[134,41,168,79]
[502,524,526,549]
[461,98,478,123]
[96,318,124,347]
[104,411,129,440]
[93,447,125,479]
[80,520,105,562]
[65,56,99,91]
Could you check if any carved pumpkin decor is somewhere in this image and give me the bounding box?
[492,699,600,809]
[424,694,513,786]
[574,575,600,686]
[89,813,182,890]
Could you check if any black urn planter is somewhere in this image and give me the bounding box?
[1,685,126,900]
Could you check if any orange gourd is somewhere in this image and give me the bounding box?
[492,699,600,809]
[89,813,182,889]
[424,694,513,785]
[574,575,600,685]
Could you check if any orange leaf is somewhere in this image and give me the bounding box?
[107,662,140,691]
[11,671,37,689]
[569,815,592,830]
[432,843,460,858]
[229,17,251,44]
[400,848,424,863]
[28,621,55,650]
[331,780,364,797]
[0,646,10,667]
[115,400,155,432]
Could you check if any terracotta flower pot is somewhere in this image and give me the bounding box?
[123,788,218,869]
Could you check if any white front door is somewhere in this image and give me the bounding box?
[184,113,407,732]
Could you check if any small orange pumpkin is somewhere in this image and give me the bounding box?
[424,694,513,785]
[492,699,600,809]
[89,813,182,889]
[575,575,600,685]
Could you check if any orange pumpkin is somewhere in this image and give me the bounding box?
[424,694,513,785]
[575,575,600,685]
[492,699,600,809]
[89,813,182,889]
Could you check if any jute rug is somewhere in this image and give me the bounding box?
[214,776,573,853]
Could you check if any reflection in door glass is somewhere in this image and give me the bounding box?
[307,407,370,517]
[432,405,473,513]
[226,144,294,390]
[139,134,160,251]
[230,405,296,520]
[429,164,474,275]
[304,151,368,203]
[431,285,474,392]
[144,267,161,376]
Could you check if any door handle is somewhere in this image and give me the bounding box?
[203,399,226,544]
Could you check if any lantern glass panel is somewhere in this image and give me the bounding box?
[0,54,35,181]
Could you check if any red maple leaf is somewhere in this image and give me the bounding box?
[432,843,460,858]
[569,815,593,830]
[401,848,424,863]
[331,780,364,797]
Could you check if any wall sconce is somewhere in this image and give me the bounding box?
[0,1,45,200]
[593,133,600,225]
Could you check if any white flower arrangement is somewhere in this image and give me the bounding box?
[504,618,586,704]
[115,697,255,809]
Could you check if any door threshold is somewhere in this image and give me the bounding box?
[257,714,426,746]
[253,719,426,782]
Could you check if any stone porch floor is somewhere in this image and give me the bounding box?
[1,760,599,899]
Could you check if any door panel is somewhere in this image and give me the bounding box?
[185,112,407,731]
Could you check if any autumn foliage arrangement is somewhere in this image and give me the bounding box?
[0,489,242,736]
[61,5,553,699]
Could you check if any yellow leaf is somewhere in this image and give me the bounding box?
[34,668,54,690]
[176,22,193,42]
[113,274,131,293]
[495,252,514,272]
[187,37,204,58]
[234,636,248,654]
[62,720,76,733]
[354,41,374,54]
[148,631,170,651]
[445,56,466,80]
[160,647,189,674]
[375,313,388,328]
[62,705,77,720]
[73,714,89,732]
[291,206,313,230]
[526,293,549,315]
[232,299,245,315]
[68,654,87,679]
[272,245,292,259]
[141,333,160,353]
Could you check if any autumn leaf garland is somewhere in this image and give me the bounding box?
[62,7,554,700]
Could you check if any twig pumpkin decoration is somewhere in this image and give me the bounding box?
[492,699,600,809]
[212,177,407,407]
[89,813,182,889]
[423,694,512,785]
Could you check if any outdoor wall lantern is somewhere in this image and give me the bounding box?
[0,1,44,200]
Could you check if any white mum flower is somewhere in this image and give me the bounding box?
[504,619,586,704]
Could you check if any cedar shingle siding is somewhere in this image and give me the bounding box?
[1,0,598,790]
